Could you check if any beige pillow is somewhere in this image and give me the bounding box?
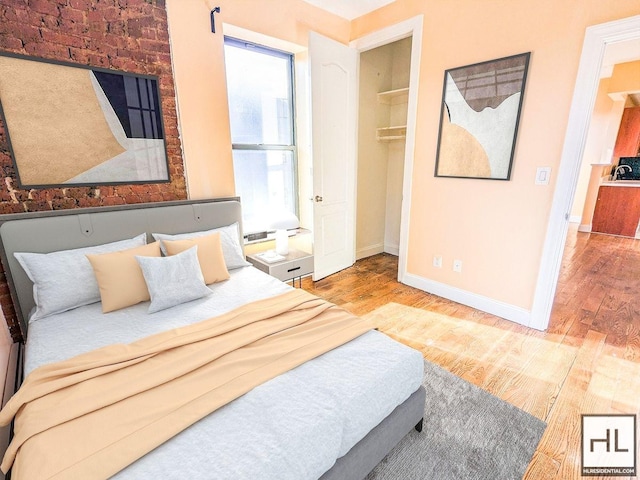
[87,242,161,313]
[163,233,230,285]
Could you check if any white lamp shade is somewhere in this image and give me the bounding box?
[269,211,300,230]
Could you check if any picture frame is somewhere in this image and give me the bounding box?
[434,52,531,180]
[0,51,170,188]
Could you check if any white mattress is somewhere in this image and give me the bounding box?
[24,266,424,480]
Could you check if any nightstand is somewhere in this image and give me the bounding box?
[246,248,313,287]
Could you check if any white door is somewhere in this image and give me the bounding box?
[309,32,358,281]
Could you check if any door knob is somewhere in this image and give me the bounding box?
[315,195,323,202]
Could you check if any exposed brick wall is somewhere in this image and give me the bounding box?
[0,0,188,342]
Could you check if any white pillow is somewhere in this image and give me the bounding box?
[136,246,212,314]
[15,233,147,322]
[152,223,250,270]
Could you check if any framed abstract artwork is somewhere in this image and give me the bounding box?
[434,52,531,180]
[0,52,170,188]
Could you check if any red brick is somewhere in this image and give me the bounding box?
[113,185,131,196]
[101,196,125,206]
[0,34,23,51]
[0,203,24,214]
[106,20,127,36]
[12,189,30,202]
[24,41,71,60]
[140,27,156,40]
[65,187,93,199]
[130,184,151,195]
[23,200,52,212]
[86,9,106,25]
[59,6,85,23]
[41,13,63,30]
[0,22,38,41]
[27,0,59,17]
[77,197,102,208]
[161,191,180,201]
[102,6,124,22]
[50,188,67,200]
[28,190,51,203]
[59,18,90,35]
[108,57,139,72]
[51,197,78,210]
[2,6,26,23]
[68,0,92,10]
[139,38,168,53]
[40,29,85,48]
[0,189,12,202]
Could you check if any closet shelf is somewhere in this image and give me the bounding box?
[376,125,407,142]
[377,87,409,105]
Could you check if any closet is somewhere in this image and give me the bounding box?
[356,37,412,261]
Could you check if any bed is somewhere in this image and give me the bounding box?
[0,198,426,480]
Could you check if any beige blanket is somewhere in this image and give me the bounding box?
[0,290,372,480]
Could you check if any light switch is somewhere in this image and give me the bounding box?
[535,167,551,185]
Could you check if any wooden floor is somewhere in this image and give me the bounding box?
[301,226,640,480]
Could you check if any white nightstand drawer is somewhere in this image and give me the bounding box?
[268,255,314,282]
[246,249,314,284]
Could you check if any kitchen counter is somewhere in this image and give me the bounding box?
[601,180,640,188]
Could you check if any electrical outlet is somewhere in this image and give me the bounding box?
[433,255,442,268]
[453,259,462,272]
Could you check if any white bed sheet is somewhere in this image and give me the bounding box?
[24,266,424,480]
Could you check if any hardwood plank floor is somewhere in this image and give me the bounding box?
[301,226,640,479]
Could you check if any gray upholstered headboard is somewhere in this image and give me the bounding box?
[0,197,242,340]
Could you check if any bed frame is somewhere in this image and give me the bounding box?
[0,198,425,480]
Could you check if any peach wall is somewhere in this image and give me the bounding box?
[352,0,640,310]
[609,60,640,94]
[165,0,349,200]
[167,0,638,313]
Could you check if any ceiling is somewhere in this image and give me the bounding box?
[301,0,395,20]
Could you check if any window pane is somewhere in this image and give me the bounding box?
[233,149,295,233]
[224,42,293,145]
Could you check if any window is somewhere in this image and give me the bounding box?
[224,37,297,234]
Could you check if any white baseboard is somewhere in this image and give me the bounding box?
[356,243,384,260]
[383,243,399,256]
[578,224,592,233]
[401,272,534,328]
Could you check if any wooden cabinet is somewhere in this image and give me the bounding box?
[613,107,640,158]
[592,185,640,237]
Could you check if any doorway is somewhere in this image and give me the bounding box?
[350,15,424,283]
[356,37,412,268]
[530,15,640,330]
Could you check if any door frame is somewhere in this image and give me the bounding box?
[529,15,640,330]
[350,15,424,282]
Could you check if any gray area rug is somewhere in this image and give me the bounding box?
[367,361,546,480]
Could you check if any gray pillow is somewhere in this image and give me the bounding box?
[136,246,212,314]
[152,223,250,270]
[15,233,147,322]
